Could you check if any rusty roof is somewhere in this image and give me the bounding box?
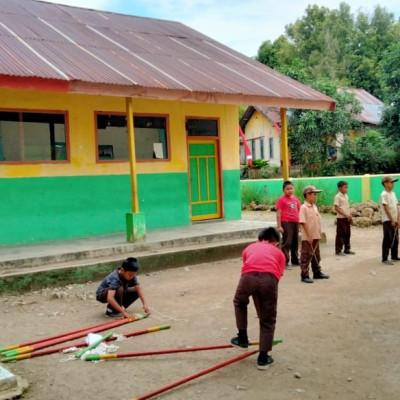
[0,0,336,110]
[347,88,383,125]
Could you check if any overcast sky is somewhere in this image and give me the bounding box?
[46,0,400,57]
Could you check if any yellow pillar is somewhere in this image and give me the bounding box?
[126,97,139,213]
[361,174,371,202]
[280,108,289,181]
[125,97,146,242]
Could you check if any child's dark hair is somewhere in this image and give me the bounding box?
[283,180,293,189]
[337,180,348,188]
[258,227,280,243]
[121,257,139,272]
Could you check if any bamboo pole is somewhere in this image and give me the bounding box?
[131,349,259,400]
[0,316,136,354]
[1,324,170,363]
[85,339,284,362]
[75,332,113,359]
[1,314,147,358]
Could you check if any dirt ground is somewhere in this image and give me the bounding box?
[1,211,400,400]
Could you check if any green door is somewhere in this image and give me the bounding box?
[189,140,221,221]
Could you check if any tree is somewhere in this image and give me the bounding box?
[379,41,400,168]
[256,2,400,98]
[288,80,362,174]
[334,131,395,175]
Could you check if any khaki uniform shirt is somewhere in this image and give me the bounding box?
[299,201,321,241]
[334,192,350,219]
[379,190,398,223]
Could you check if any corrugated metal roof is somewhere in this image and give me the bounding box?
[348,88,383,125]
[0,0,336,110]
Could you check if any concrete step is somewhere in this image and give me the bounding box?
[0,237,254,296]
[0,227,262,272]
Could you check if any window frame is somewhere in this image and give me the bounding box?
[0,108,70,165]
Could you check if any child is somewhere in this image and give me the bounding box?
[96,257,150,318]
[276,180,301,269]
[379,176,400,265]
[299,185,330,283]
[231,227,285,370]
[334,181,354,256]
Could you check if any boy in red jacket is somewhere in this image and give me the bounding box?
[231,227,285,370]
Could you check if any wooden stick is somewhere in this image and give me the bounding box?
[0,318,129,354]
[84,340,268,361]
[131,349,259,400]
[1,324,170,363]
[75,332,113,359]
[1,314,147,358]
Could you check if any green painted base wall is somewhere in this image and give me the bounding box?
[0,173,190,245]
[222,169,242,220]
[240,175,400,206]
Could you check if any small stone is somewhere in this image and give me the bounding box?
[370,269,376,276]
[295,388,305,393]
[347,377,352,382]
[294,372,302,379]
[236,385,248,390]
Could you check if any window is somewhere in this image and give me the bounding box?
[269,138,274,159]
[251,140,256,159]
[260,138,264,159]
[96,114,169,161]
[186,118,218,136]
[0,111,67,162]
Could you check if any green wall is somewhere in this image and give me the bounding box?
[0,173,190,245]
[241,175,400,206]
[222,169,241,220]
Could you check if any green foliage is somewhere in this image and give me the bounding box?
[238,105,248,121]
[335,130,396,174]
[251,159,269,169]
[241,185,277,205]
[256,2,400,98]
[379,41,400,168]
[288,81,362,171]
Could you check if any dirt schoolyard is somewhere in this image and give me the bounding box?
[1,212,400,400]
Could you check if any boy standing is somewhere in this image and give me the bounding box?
[231,227,285,370]
[379,176,400,265]
[334,181,354,256]
[276,181,301,270]
[96,257,150,318]
[299,185,330,283]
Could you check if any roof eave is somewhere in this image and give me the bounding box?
[0,76,336,111]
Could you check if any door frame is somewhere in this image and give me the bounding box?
[186,117,222,221]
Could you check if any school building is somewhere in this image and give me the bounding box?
[0,0,335,245]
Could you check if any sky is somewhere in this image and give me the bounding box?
[45,0,400,57]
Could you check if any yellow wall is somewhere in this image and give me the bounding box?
[0,88,239,178]
[244,110,281,166]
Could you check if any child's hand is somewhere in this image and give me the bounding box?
[143,305,151,315]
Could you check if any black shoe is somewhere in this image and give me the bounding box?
[344,250,355,255]
[301,276,313,283]
[313,272,330,279]
[391,257,400,261]
[257,354,274,370]
[382,260,394,265]
[230,336,249,349]
[105,306,121,318]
